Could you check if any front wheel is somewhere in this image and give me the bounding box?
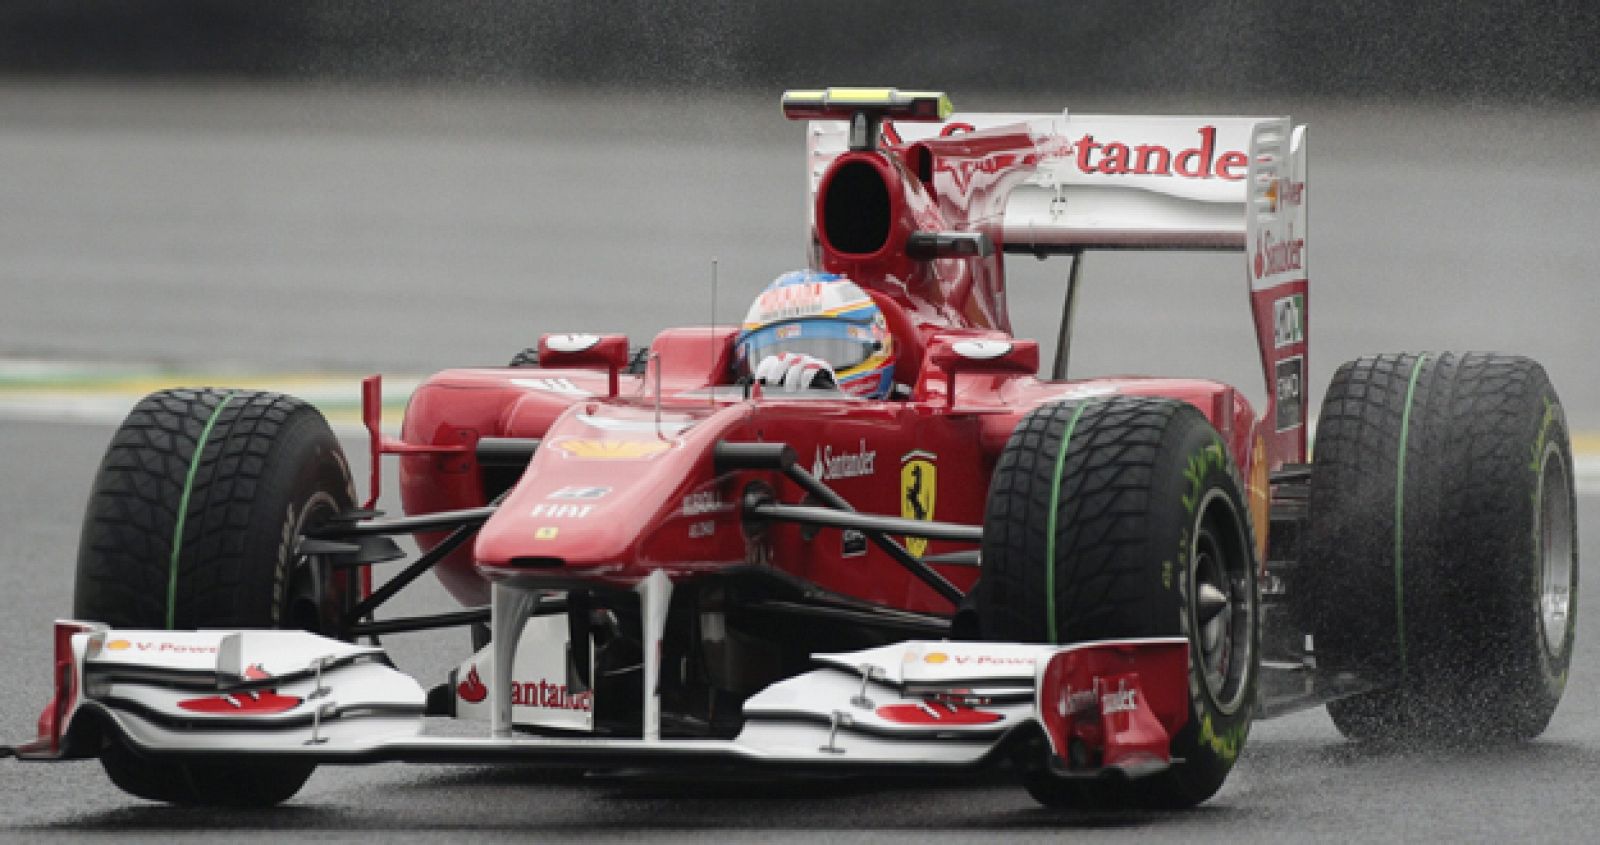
[75,388,356,806]
[978,396,1259,809]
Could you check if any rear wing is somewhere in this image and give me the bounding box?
[806,113,1303,252]
[807,111,1311,462]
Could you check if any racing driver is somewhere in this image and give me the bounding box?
[736,269,898,398]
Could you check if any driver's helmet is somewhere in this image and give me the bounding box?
[736,270,896,398]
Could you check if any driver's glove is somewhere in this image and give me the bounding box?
[753,353,838,392]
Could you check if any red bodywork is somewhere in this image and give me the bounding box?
[391,118,1280,615]
[1037,639,1192,773]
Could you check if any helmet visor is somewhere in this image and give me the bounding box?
[741,320,879,373]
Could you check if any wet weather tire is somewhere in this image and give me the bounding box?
[978,396,1259,809]
[75,388,356,806]
[1303,353,1578,743]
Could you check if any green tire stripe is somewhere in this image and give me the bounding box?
[166,391,237,629]
[1045,402,1092,645]
[1394,355,1428,676]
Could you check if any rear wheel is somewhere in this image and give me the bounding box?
[978,396,1258,809]
[1302,352,1578,742]
[75,388,356,805]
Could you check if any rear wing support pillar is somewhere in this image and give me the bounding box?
[1050,250,1085,380]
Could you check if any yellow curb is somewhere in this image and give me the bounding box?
[1574,433,1600,456]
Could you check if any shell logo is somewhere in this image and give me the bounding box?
[106,639,131,651]
[550,438,671,460]
[923,652,949,664]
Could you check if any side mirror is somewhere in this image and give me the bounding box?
[926,336,1039,409]
[537,333,631,397]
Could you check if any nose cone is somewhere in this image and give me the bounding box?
[472,402,746,580]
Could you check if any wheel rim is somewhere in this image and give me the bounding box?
[1537,441,1575,657]
[287,491,342,635]
[1190,488,1255,715]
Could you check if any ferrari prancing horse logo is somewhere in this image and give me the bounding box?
[901,451,937,558]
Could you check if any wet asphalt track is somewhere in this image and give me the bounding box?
[1,85,1599,840]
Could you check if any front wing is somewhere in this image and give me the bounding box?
[7,620,1190,780]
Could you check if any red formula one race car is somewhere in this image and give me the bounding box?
[6,88,1580,810]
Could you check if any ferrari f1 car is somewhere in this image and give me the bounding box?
[6,88,1579,810]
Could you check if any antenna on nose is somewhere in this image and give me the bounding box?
[710,257,719,407]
